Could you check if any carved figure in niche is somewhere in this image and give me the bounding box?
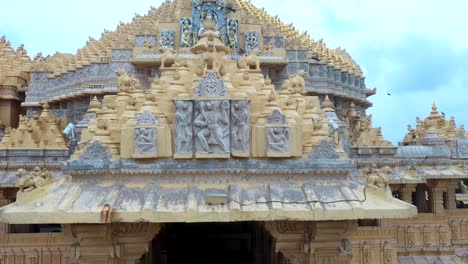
[180,17,193,48]
[362,243,372,264]
[226,19,238,48]
[244,50,260,70]
[267,127,289,153]
[231,101,249,153]
[15,167,51,192]
[135,127,157,154]
[175,101,193,154]
[194,101,229,153]
[198,10,219,38]
[244,32,259,52]
[160,46,175,68]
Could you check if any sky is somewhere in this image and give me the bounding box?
[1,0,467,144]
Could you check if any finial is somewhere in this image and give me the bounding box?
[321,95,334,112]
[88,96,101,113]
[432,101,437,112]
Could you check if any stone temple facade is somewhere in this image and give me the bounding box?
[0,0,467,263]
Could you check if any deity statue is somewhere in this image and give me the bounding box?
[231,101,249,153]
[226,19,238,48]
[135,127,156,154]
[175,101,193,154]
[180,17,193,48]
[194,101,230,154]
[267,127,289,153]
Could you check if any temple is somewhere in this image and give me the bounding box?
[0,0,467,263]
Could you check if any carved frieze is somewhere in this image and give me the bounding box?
[174,101,194,157]
[231,100,250,155]
[194,100,230,157]
[266,110,290,156]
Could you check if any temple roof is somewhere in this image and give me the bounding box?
[25,0,363,76]
[0,175,416,224]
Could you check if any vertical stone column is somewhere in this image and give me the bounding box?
[400,184,416,205]
[264,221,309,264]
[264,221,356,264]
[66,223,161,264]
[446,180,459,210]
[431,187,446,214]
[309,221,355,264]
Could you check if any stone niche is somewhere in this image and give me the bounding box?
[120,111,172,159]
[252,109,302,158]
[173,72,250,159]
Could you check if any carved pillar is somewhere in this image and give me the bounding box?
[264,221,356,264]
[446,180,458,210]
[65,223,161,264]
[264,221,309,264]
[309,221,355,264]
[431,187,446,214]
[400,184,416,205]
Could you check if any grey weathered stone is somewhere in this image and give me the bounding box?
[230,100,250,153]
[194,100,230,154]
[309,140,339,160]
[174,100,194,155]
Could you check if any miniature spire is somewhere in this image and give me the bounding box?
[321,95,334,112]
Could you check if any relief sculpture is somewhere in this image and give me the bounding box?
[266,109,290,154]
[134,111,159,156]
[194,100,230,155]
[231,101,249,154]
[175,101,194,155]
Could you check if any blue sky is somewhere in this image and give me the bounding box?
[1,0,467,144]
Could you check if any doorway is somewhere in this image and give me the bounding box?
[145,222,275,264]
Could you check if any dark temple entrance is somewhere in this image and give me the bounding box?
[143,222,275,264]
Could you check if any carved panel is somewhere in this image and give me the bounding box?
[192,0,228,45]
[135,35,157,48]
[230,100,250,155]
[266,127,290,154]
[194,100,230,157]
[160,30,175,49]
[134,111,159,157]
[244,31,259,52]
[174,101,194,156]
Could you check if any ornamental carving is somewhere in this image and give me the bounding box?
[309,140,339,160]
[230,101,250,154]
[80,140,111,162]
[160,30,175,49]
[267,127,290,153]
[180,17,193,48]
[195,72,228,97]
[134,111,159,156]
[194,100,230,155]
[267,109,287,124]
[15,167,52,192]
[175,101,194,155]
[244,31,259,52]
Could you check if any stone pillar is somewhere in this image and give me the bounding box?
[446,181,458,210]
[309,221,355,264]
[264,221,309,264]
[65,223,161,264]
[431,187,446,214]
[264,221,356,264]
[400,184,416,205]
